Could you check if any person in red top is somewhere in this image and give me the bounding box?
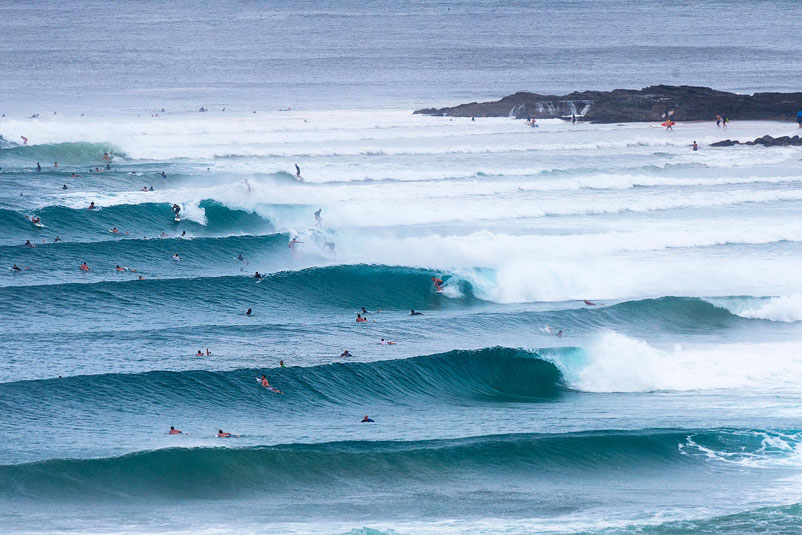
[80,262,89,272]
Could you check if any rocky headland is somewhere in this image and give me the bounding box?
[414,85,802,123]
[710,135,802,147]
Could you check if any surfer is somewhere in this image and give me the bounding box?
[246,308,252,316]
[279,360,285,368]
[88,201,96,210]
[379,338,396,345]
[196,350,204,356]
[295,163,301,179]
[361,415,375,423]
[30,216,41,225]
[36,162,41,172]
[54,236,61,242]
[115,265,125,271]
[110,227,120,234]
[323,242,336,253]
[431,276,444,292]
[716,114,722,127]
[254,271,263,280]
[340,350,352,357]
[172,204,181,217]
[168,426,183,435]
[79,261,89,271]
[288,238,303,249]
[161,171,167,179]
[172,253,181,261]
[410,309,423,315]
[54,162,58,168]
[21,135,28,145]
[260,374,284,393]
[692,141,698,151]
[584,299,599,306]
[206,348,211,356]
[314,209,322,226]
[11,264,21,271]
[356,314,367,323]
[24,240,35,248]
[217,430,232,438]
[572,113,576,124]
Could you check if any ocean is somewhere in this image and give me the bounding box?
[2,1,802,534]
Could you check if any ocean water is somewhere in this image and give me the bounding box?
[3,1,802,535]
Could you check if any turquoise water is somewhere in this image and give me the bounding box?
[3,1,802,534]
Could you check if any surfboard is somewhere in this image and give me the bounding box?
[174,216,181,222]
[32,222,44,228]
[255,377,281,392]
[660,121,675,127]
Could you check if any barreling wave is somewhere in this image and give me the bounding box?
[1,428,793,501]
[0,348,564,410]
[0,141,122,165]
[0,201,273,244]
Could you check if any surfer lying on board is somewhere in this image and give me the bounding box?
[340,350,352,357]
[379,338,396,345]
[217,429,232,438]
[361,415,375,423]
[410,309,423,315]
[169,426,183,435]
[260,374,284,394]
[356,314,367,323]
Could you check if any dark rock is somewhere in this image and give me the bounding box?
[709,139,738,147]
[710,135,802,147]
[414,85,802,123]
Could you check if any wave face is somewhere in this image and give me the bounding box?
[1,348,564,411]
[5,75,802,532]
[3,428,790,501]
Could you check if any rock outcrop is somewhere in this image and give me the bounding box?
[414,86,802,123]
[710,135,802,147]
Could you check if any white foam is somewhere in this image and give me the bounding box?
[552,331,802,392]
[715,295,802,323]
